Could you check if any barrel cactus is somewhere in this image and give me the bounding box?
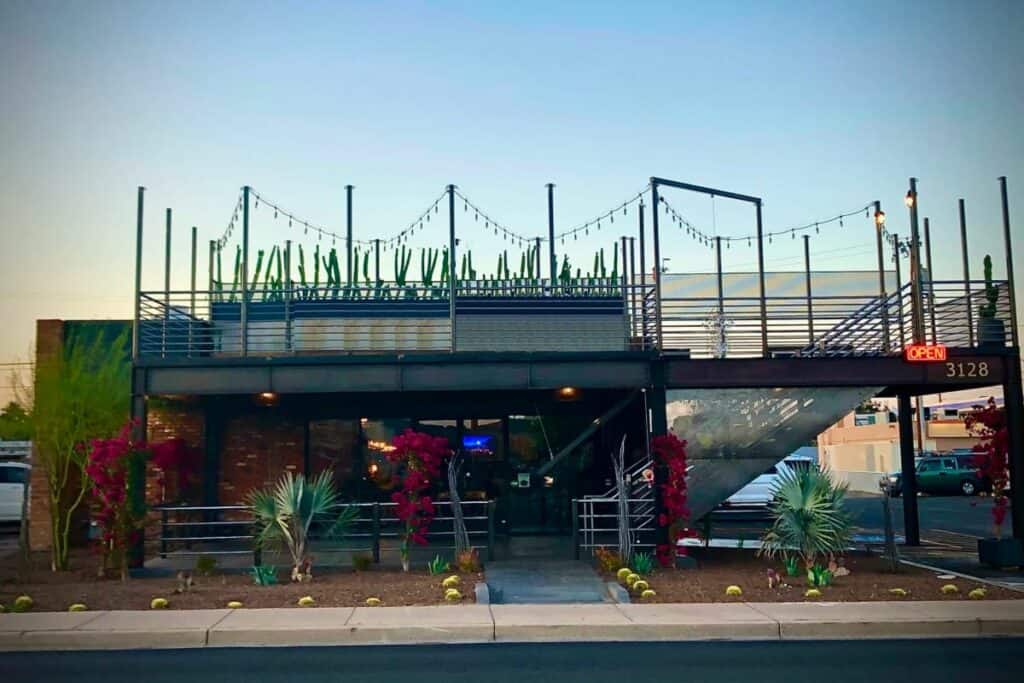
[616,568,633,583]
[941,584,959,595]
[640,589,656,599]
[626,573,640,588]
[888,588,908,597]
[725,585,742,597]
[150,597,169,610]
[969,588,986,600]
[365,597,382,607]
[227,601,243,609]
[12,595,33,612]
[68,603,87,612]
[444,588,463,602]
[632,580,650,593]
[297,596,316,607]
[805,588,822,599]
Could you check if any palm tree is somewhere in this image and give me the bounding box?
[759,467,853,570]
[248,470,357,581]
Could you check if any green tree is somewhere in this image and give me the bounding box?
[31,328,130,571]
[0,401,32,440]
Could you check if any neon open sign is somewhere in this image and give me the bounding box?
[904,344,948,362]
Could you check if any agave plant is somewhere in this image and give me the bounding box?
[248,470,357,582]
[759,467,853,570]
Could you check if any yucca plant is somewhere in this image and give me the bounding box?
[759,467,853,571]
[248,470,357,582]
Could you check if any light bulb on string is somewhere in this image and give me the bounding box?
[815,224,819,234]
[839,217,844,228]
[474,212,478,222]
[748,238,752,247]
[274,209,278,219]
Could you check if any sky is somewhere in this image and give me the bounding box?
[1,0,1022,403]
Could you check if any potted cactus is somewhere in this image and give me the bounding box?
[977,255,1005,349]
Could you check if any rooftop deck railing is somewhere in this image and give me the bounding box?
[137,278,1015,360]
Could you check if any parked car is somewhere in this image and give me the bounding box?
[718,455,817,511]
[885,453,990,497]
[0,461,29,523]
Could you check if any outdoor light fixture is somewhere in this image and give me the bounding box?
[556,386,579,400]
[256,391,278,406]
[904,190,915,208]
[543,475,555,487]
[874,210,886,227]
[360,417,369,425]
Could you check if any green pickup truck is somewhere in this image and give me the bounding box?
[886,453,991,497]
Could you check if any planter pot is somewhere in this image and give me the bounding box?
[978,316,1006,349]
[977,536,1023,568]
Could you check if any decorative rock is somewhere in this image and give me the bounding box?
[474,582,490,605]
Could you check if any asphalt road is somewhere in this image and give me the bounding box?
[4,640,1022,683]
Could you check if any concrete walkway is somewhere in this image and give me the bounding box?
[486,561,608,603]
[2,600,1023,650]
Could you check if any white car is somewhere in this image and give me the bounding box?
[0,462,29,523]
[718,456,816,511]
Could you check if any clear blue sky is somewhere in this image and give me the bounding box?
[1,0,1022,397]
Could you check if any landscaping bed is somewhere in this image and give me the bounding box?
[604,548,1024,603]
[0,550,481,612]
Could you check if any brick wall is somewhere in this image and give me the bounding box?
[218,411,304,504]
[147,402,204,504]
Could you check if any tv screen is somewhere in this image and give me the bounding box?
[462,434,495,456]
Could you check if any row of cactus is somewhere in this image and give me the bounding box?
[212,243,630,303]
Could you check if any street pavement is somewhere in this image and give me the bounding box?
[3,639,1022,683]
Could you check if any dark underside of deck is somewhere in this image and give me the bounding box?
[134,347,1019,398]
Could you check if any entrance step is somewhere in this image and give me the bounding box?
[486,560,609,604]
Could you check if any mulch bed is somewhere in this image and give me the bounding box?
[603,549,1024,603]
[0,550,481,612]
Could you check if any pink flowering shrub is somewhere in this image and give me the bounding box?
[85,421,145,579]
[386,429,450,571]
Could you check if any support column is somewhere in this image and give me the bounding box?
[897,393,921,546]
[128,377,147,568]
[1005,353,1024,541]
[546,183,556,281]
[202,405,222,507]
[648,383,670,559]
[448,184,457,351]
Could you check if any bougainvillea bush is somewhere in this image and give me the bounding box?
[85,421,146,580]
[651,433,689,568]
[386,429,450,571]
[964,398,1009,538]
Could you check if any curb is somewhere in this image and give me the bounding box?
[0,601,1022,651]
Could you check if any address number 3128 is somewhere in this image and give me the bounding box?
[945,361,989,378]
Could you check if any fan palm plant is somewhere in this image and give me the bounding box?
[759,467,853,571]
[248,470,357,582]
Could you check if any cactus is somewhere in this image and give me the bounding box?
[227,601,243,609]
[12,595,32,612]
[626,573,640,587]
[979,254,999,318]
[444,588,463,602]
[805,588,822,598]
[969,587,986,600]
[632,579,650,593]
[616,567,632,583]
[150,597,169,610]
[232,246,241,301]
[941,584,959,594]
[362,249,370,286]
[297,245,307,290]
[442,575,461,589]
[640,589,656,599]
[68,603,87,612]
[365,597,382,606]
[297,595,315,607]
[888,588,908,597]
[725,585,742,597]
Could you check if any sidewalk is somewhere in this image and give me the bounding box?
[2,600,1023,650]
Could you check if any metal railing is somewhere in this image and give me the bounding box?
[138,280,649,357]
[137,278,1016,359]
[572,497,657,559]
[154,499,496,564]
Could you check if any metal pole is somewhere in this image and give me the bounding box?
[874,201,890,352]
[546,183,556,281]
[804,235,814,345]
[715,236,724,317]
[638,202,646,290]
[163,208,171,358]
[923,217,937,343]
[535,237,542,283]
[999,176,1019,348]
[132,186,145,360]
[892,234,906,345]
[448,184,457,352]
[959,199,974,347]
[629,236,637,339]
[897,393,921,546]
[620,236,628,301]
[241,185,250,356]
[345,184,354,285]
[190,227,197,315]
[650,181,664,349]
[755,201,768,357]
[285,239,292,353]
[374,238,381,283]
[908,177,925,343]
[1005,359,1024,541]
[208,240,215,300]
[189,226,197,357]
